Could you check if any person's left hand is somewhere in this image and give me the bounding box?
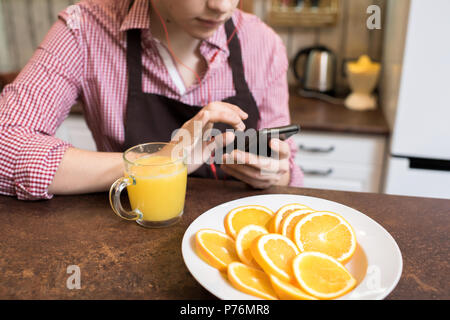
[220,138,291,189]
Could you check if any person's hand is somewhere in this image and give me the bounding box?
[171,101,248,173]
[220,138,291,189]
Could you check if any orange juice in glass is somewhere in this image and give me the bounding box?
[109,142,187,228]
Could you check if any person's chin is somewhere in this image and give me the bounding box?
[188,19,226,39]
[189,29,218,40]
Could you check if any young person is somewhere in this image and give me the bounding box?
[0,0,303,200]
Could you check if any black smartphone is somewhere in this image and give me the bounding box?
[221,124,300,157]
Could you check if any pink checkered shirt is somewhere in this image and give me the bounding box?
[0,0,303,200]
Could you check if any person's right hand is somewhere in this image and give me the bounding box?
[171,101,248,174]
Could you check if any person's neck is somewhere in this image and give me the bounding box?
[149,4,201,56]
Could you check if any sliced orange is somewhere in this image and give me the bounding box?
[250,234,299,283]
[235,225,268,268]
[224,205,274,239]
[292,252,357,299]
[227,262,278,300]
[279,208,315,241]
[293,211,357,263]
[269,274,317,300]
[195,229,239,272]
[269,203,311,233]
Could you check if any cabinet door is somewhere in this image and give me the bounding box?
[384,157,450,199]
[292,131,386,166]
[292,131,386,193]
[297,159,382,193]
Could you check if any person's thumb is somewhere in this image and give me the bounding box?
[202,131,235,164]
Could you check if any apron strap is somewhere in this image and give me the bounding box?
[127,29,143,94]
[224,18,250,95]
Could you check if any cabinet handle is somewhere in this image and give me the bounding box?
[300,167,333,177]
[299,144,335,154]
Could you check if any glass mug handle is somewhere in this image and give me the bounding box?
[109,176,143,221]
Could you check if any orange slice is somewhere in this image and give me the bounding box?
[195,229,239,272]
[292,252,357,299]
[269,274,317,300]
[279,208,315,241]
[250,234,299,283]
[235,225,268,268]
[227,262,278,300]
[269,203,310,233]
[224,205,274,239]
[293,211,357,263]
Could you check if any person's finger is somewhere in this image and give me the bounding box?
[217,131,236,150]
[202,131,235,163]
[269,138,291,160]
[208,109,245,131]
[222,159,281,182]
[202,139,217,163]
[202,121,215,141]
[175,110,209,145]
[197,108,245,131]
[202,102,248,130]
[221,164,275,189]
[227,149,284,174]
[206,101,248,120]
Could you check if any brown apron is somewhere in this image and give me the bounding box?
[123,19,260,179]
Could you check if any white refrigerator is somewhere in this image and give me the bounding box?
[382,0,450,199]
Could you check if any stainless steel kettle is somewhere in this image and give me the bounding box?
[293,46,336,93]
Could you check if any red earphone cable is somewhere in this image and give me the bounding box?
[149,0,244,179]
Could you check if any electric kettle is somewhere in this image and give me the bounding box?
[293,46,337,94]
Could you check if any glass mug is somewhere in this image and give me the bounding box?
[109,142,187,228]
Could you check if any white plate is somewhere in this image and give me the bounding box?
[181,194,402,300]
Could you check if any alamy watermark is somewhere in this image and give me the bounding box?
[66,265,81,290]
[366,265,382,291]
[367,5,382,30]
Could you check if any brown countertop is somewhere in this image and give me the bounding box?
[0,178,448,300]
[289,87,390,135]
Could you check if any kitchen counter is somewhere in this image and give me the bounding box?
[289,87,390,135]
[0,178,448,300]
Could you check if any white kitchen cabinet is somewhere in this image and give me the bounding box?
[55,114,97,151]
[292,131,386,192]
[385,157,450,199]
